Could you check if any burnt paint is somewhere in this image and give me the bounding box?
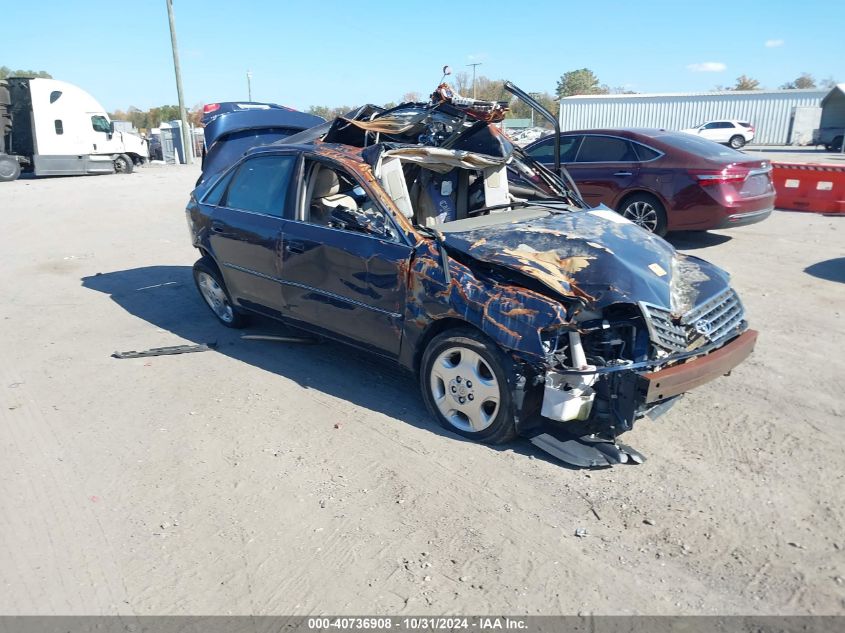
[439,209,730,317]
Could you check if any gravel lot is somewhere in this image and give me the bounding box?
[1,164,843,615]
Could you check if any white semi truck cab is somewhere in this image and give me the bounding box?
[0,77,149,182]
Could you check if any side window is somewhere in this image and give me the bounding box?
[224,154,297,217]
[303,161,400,242]
[633,142,661,161]
[525,139,554,159]
[91,115,111,134]
[575,136,636,162]
[54,120,63,135]
[202,169,237,206]
[702,122,719,130]
[525,136,581,163]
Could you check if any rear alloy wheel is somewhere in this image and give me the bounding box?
[0,155,21,182]
[192,257,247,328]
[420,328,516,445]
[729,135,746,149]
[114,153,134,174]
[619,193,668,236]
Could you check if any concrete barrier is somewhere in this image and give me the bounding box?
[772,162,845,214]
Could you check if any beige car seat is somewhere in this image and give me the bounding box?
[308,166,357,226]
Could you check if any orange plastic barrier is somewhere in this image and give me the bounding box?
[771,162,845,214]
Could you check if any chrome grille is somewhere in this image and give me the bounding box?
[640,288,746,353]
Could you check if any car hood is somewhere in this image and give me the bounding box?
[440,206,730,315]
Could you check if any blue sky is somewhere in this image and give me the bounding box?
[2,0,842,112]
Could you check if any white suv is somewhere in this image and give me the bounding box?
[681,120,755,149]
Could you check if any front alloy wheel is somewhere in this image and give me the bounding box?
[420,328,516,444]
[619,194,668,236]
[429,347,500,433]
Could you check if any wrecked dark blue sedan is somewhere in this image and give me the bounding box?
[184,83,758,467]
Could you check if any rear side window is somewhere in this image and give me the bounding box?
[633,142,661,161]
[223,154,297,217]
[659,133,745,158]
[575,136,637,162]
[203,169,236,206]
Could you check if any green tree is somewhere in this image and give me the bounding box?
[556,68,609,97]
[0,66,52,79]
[732,75,761,90]
[307,105,356,120]
[508,91,560,128]
[780,73,816,89]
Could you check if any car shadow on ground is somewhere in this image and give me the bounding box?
[804,257,845,284]
[81,265,577,469]
[666,231,732,250]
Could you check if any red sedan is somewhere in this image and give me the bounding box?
[523,128,774,235]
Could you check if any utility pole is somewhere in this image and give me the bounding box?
[247,70,252,101]
[529,92,541,128]
[467,62,482,99]
[165,0,193,164]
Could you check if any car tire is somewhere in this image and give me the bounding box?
[832,136,844,152]
[192,256,247,328]
[0,155,21,182]
[729,135,746,149]
[420,327,517,445]
[618,193,668,236]
[114,154,134,174]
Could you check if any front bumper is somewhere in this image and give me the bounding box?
[641,329,758,402]
[540,329,758,424]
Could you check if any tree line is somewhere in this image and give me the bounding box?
[107,105,204,131]
[0,67,52,80]
[5,65,837,132]
[303,69,839,129]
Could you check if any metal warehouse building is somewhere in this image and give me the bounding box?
[558,88,827,145]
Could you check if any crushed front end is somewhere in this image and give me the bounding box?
[534,288,757,467]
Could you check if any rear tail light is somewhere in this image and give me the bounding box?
[203,103,220,114]
[689,168,750,186]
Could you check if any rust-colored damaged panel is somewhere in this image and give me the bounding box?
[642,330,758,403]
[400,241,573,369]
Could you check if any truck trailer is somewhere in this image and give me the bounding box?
[0,77,148,182]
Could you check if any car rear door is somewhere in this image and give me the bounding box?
[206,152,299,316]
[564,134,640,207]
[277,159,413,359]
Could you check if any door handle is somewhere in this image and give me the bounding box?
[211,221,225,233]
[285,240,306,254]
[613,171,633,177]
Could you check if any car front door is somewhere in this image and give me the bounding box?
[278,159,413,358]
[699,122,730,143]
[564,134,640,207]
[204,152,299,317]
